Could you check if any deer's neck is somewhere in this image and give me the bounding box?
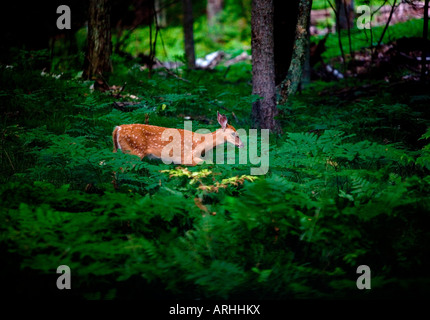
[193,130,225,154]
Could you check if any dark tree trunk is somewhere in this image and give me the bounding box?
[251,0,280,132]
[83,0,113,80]
[182,0,196,69]
[336,0,354,30]
[421,0,429,81]
[155,0,167,28]
[279,0,312,104]
[301,21,312,89]
[273,0,299,85]
[207,0,224,26]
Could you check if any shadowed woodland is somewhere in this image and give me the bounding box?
[1,0,430,300]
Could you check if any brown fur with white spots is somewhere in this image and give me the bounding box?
[112,111,244,166]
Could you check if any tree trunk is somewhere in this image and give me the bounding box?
[182,0,196,69]
[421,0,429,81]
[336,0,354,30]
[273,0,299,85]
[279,0,312,104]
[207,0,224,27]
[83,0,113,80]
[301,22,312,90]
[251,0,280,132]
[155,0,167,28]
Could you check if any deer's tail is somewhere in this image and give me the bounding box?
[112,126,121,153]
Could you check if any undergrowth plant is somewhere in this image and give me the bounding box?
[1,54,430,299]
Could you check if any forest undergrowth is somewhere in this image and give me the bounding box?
[1,53,430,299]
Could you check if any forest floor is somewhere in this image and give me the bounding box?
[1,55,430,299]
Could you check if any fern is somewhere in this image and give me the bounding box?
[416,128,430,170]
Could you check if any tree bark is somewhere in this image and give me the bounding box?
[251,0,280,132]
[301,21,312,89]
[279,0,312,105]
[83,0,113,80]
[182,0,196,69]
[336,0,354,30]
[207,0,224,27]
[155,0,167,28]
[274,0,300,85]
[421,0,429,81]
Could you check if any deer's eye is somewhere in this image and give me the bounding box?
[231,132,237,137]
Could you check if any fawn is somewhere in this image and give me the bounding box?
[112,111,244,166]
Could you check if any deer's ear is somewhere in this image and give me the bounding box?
[217,111,228,131]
